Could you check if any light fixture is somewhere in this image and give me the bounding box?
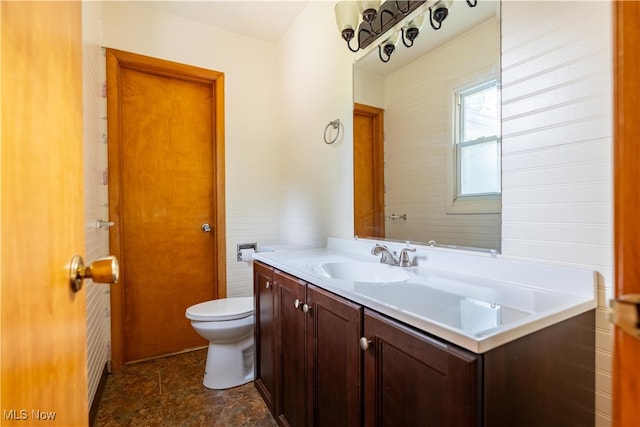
[375,1,401,34]
[401,14,424,47]
[429,0,452,30]
[335,1,363,52]
[378,32,400,62]
[335,0,422,55]
[361,0,381,24]
[335,0,478,63]
[395,0,411,14]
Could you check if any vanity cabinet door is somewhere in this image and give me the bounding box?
[306,284,363,427]
[254,261,276,415]
[362,309,481,427]
[274,270,308,427]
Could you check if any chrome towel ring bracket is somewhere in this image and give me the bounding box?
[324,119,342,145]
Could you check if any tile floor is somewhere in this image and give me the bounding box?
[94,349,277,427]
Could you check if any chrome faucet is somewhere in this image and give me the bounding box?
[371,244,416,267]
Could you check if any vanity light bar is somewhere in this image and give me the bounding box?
[335,0,478,63]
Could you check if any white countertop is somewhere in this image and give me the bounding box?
[254,238,596,354]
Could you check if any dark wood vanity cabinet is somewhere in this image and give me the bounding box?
[254,262,363,427]
[254,261,276,413]
[254,261,595,427]
[306,284,362,427]
[274,269,307,427]
[362,309,481,426]
[483,309,595,427]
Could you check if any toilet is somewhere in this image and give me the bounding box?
[185,296,255,389]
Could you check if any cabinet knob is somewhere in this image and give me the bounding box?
[359,337,372,351]
[294,299,302,309]
[265,281,272,289]
[302,303,312,314]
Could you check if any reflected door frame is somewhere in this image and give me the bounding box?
[354,103,385,238]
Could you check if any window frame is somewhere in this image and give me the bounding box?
[446,72,501,215]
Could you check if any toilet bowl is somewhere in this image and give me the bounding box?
[185,296,255,389]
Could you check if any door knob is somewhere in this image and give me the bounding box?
[201,223,212,233]
[69,255,119,292]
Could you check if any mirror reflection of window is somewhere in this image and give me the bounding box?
[456,79,501,198]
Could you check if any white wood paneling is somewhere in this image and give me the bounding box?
[82,0,111,409]
[501,2,613,425]
[381,18,501,249]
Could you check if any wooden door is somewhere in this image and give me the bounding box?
[275,271,307,427]
[254,261,277,415]
[612,2,640,426]
[306,285,362,427]
[106,49,226,366]
[1,2,87,426]
[362,310,480,427]
[354,104,385,238]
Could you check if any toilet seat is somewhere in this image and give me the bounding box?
[186,297,254,322]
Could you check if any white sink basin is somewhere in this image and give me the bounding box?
[353,282,524,334]
[310,261,411,283]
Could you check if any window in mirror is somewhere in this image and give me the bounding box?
[448,77,501,214]
[459,138,500,195]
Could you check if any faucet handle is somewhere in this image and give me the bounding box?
[398,247,416,267]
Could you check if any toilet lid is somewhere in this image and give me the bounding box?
[185,296,254,321]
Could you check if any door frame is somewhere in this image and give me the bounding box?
[106,49,226,371]
[353,103,385,238]
[612,1,640,425]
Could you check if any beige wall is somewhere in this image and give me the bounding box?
[276,0,355,246]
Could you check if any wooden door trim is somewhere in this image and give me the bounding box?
[613,2,640,426]
[353,103,385,237]
[106,49,226,371]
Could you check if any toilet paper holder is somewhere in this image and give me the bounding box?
[237,242,258,262]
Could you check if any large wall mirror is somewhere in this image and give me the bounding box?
[353,0,501,252]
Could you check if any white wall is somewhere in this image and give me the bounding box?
[276,1,355,248]
[82,0,112,408]
[500,1,613,425]
[101,1,282,297]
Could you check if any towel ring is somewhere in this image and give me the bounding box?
[324,119,341,145]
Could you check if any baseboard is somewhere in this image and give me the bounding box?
[89,362,110,427]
